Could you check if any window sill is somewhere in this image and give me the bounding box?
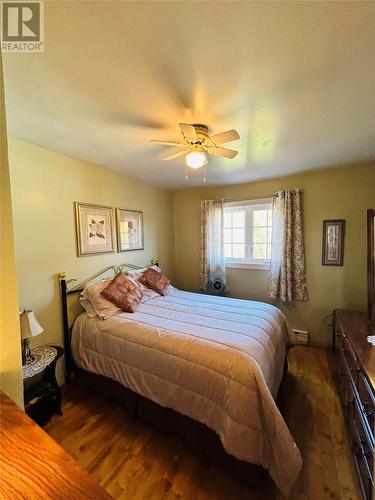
[225,262,270,271]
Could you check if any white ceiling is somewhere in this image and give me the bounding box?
[3,1,375,188]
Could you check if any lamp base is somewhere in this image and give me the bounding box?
[22,338,35,366]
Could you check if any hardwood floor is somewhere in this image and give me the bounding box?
[45,347,361,499]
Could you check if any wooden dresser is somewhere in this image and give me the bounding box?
[334,309,375,500]
[0,390,111,499]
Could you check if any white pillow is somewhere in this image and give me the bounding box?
[126,266,175,298]
[126,265,160,277]
[79,295,97,318]
[139,285,160,302]
[81,279,122,320]
[127,266,161,302]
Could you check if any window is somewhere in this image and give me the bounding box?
[224,199,272,269]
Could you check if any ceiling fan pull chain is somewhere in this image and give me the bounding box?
[203,164,206,183]
[185,163,189,181]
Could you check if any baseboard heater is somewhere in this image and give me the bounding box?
[292,329,309,345]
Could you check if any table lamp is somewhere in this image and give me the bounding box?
[20,309,43,365]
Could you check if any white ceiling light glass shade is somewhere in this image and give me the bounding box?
[186,151,206,169]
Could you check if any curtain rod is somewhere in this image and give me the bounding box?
[221,194,273,203]
[221,189,303,203]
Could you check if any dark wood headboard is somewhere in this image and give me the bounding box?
[59,263,153,382]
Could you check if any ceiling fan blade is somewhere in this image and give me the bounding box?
[210,129,240,145]
[208,147,238,159]
[151,140,186,147]
[163,149,189,161]
[179,123,197,139]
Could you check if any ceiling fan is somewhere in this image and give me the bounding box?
[151,123,240,181]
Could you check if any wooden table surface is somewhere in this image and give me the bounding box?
[0,390,111,499]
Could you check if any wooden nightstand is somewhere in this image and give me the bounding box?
[23,345,64,426]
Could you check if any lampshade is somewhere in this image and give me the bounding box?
[19,310,43,339]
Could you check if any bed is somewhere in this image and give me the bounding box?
[60,266,302,496]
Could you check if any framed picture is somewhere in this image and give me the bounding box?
[74,202,115,256]
[322,219,345,266]
[116,208,144,252]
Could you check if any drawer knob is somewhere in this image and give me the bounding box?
[363,406,373,418]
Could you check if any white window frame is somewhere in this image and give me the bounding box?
[224,198,273,270]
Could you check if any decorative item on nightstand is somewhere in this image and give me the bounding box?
[19,310,43,365]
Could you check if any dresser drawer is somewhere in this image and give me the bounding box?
[343,338,360,382]
[338,345,359,391]
[358,373,375,443]
[335,328,345,352]
[347,378,358,439]
[352,400,374,500]
[336,349,354,410]
[352,446,374,500]
[335,329,358,367]
[334,310,375,500]
[354,400,374,470]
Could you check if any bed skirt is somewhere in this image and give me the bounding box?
[75,368,274,487]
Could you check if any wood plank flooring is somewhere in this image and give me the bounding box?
[45,347,361,499]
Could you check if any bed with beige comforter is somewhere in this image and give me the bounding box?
[71,287,302,495]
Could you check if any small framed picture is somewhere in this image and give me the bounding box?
[322,219,345,266]
[116,208,144,252]
[74,202,115,256]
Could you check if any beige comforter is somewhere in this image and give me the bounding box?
[72,288,302,495]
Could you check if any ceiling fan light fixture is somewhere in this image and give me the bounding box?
[151,123,240,181]
[186,151,206,169]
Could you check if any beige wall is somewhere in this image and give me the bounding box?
[0,58,23,406]
[173,163,375,347]
[9,138,174,381]
[8,135,375,361]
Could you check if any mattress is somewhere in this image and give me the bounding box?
[71,288,302,495]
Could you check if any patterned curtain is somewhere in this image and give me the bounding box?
[200,200,225,291]
[268,189,308,302]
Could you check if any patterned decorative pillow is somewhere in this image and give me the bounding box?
[139,267,170,296]
[101,273,143,313]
